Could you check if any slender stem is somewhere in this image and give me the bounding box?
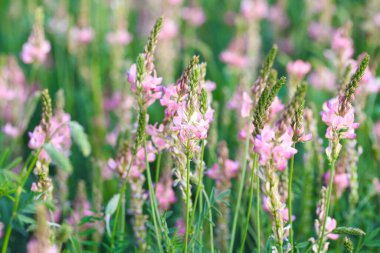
[202,190,215,253]
[155,152,162,188]
[239,154,259,253]
[228,125,251,253]
[189,141,205,231]
[143,139,164,253]
[288,146,296,253]
[110,180,127,253]
[317,159,336,253]
[184,152,191,253]
[256,157,261,253]
[1,150,40,253]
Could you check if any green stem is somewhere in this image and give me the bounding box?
[256,157,261,253]
[155,152,162,188]
[110,179,127,253]
[189,141,205,233]
[143,139,164,253]
[202,190,215,253]
[317,159,336,253]
[1,150,40,253]
[288,146,295,253]
[229,124,251,253]
[239,154,259,253]
[184,152,191,253]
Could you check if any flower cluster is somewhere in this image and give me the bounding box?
[21,8,51,64]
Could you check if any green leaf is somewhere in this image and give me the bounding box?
[44,143,73,173]
[1,157,22,170]
[106,194,120,216]
[69,121,91,157]
[105,194,120,236]
[16,214,35,226]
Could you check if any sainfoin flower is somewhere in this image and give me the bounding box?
[286,60,312,79]
[321,97,359,140]
[127,63,163,107]
[27,239,59,253]
[156,180,176,210]
[253,126,297,170]
[107,29,132,46]
[182,6,206,26]
[21,40,51,64]
[69,26,94,45]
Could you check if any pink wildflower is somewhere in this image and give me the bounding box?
[325,217,339,240]
[159,18,178,40]
[321,97,359,140]
[241,92,253,118]
[240,0,268,20]
[254,126,297,170]
[27,239,59,253]
[324,171,350,197]
[286,60,311,79]
[182,7,206,26]
[156,181,176,210]
[21,40,51,64]
[107,29,132,46]
[69,26,94,45]
[331,28,354,61]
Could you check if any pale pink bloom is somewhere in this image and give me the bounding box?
[254,126,297,170]
[21,40,51,64]
[107,29,132,46]
[160,85,180,118]
[262,197,292,222]
[220,49,249,69]
[3,123,20,137]
[27,239,59,253]
[0,222,3,238]
[331,28,354,61]
[128,64,163,107]
[28,125,46,149]
[308,22,332,41]
[156,181,176,210]
[241,92,252,118]
[176,219,186,236]
[182,7,206,26]
[268,97,284,121]
[282,207,296,222]
[69,26,94,45]
[207,160,239,180]
[147,124,168,151]
[168,0,183,5]
[267,4,288,28]
[309,67,336,91]
[224,160,239,178]
[286,60,311,79]
[324,171,349,197]
[238,123,254,140]
[321,97,359,140]
[159,18,178,40]
[374,13,380,27]
[106,131,118,146]
[31,182,38,192]
[325,217,339,240]
[373,178,380,193]
[240,0,268,20]
[205,81,216,92]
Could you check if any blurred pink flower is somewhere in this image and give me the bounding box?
[220,50,249,69]
[268,97,284,121]
[156,181,176,210]
[21,40,51,64]
[240,0,268,20]
[373,178,380,193]
[182,7,206,26]
[324,171,349,197]
[159,18,178,40]
[0,222,3,239]
[331,28,354,61]
[176,219,186,236]
[309,66,336,91]
[286,60,311,79]
[28,125,46,149]
[3,123,20,137]
[27,239,59,253]
[70,26,94,45]
[308,22,332,41]
[241,92,252,118]
[107,29,132,46]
